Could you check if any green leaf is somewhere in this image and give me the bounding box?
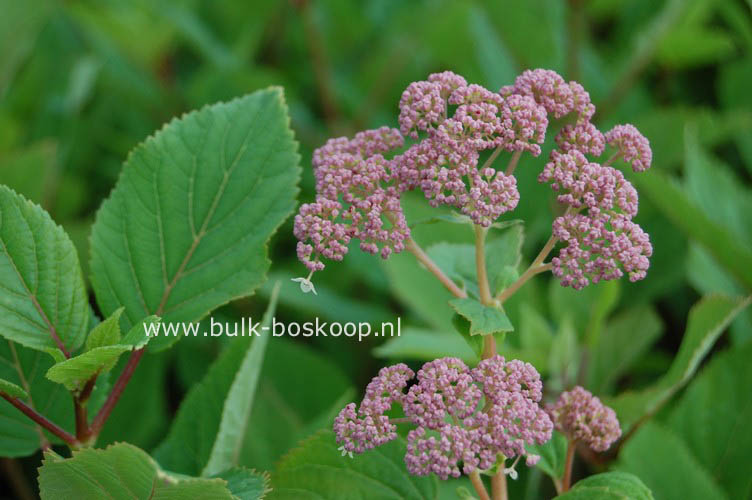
[555,471,654,500]
[427,242,476,294]
[46,316,161,391]
[0,340,109,456]
[212,467,270,500]
[452,312,483,360]
[268,430,437,500]
[548,318,578,391]
[0,377,27,399]
[632,170,752,291]
[485,223,523,294]
[383,251,455,331]
[0,186,89,353]
[46,345,131,391]
[449,298,513,336]
[154,284,280,476]
[37,443,235,500]
[85,307,124,351]
[526,430,568,483]
[616,423,726,500]
[238,337,355,471]
[373,327,476,364]
[89,88,300,350]
[669,342,752,499]
[608,294,751,433]
[588,305,663,394]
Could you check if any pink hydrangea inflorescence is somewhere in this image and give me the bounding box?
[294,68,653,291]
[295,126,408,273]
[548,386,621,452]
[604,124,652,172]
[335,356,552,480]
[334,364,414,456]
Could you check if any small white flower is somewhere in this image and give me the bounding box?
[337,445,353,459]
[291,277,317,295]
[503,467,518,480]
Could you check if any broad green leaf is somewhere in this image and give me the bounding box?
[37,443,235,500]
[616,423,726,500]
[518,304,553,357]
[269,430,437,500]
[548,318,578,391]
[0,186,89,353]
[383,251,455,331]
[452,312,483,360]
[238,337,355,471]
[485,223,524,294]
[0,337,111,456]
[555,471,653,500]
[0,378,27,399]
[608,294,751,433]
[373,327,476,364]
[89,88,300,350]
[95,350,168,450]
[669,342,752,499]
[632,170,752,290]
[427,242,477,295]
[84,307,123,351]
[154,284,280,476]
[526,430,568,483]
[46,345,131,391]
[46,316,160,391]
[212,467,270,500]
[449,298,513,336]
[588,305,663,394]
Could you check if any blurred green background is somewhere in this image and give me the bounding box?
[1,0,751,498]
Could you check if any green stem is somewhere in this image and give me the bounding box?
[475,225,493,306]
[496,235,557,304]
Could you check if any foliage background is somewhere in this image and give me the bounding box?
[1,0,751,498]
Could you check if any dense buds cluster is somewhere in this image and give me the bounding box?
[548,386,621,452]
[294,68,653,290]
[499,69,653,289]
[294,127,409,272]
[334,356,552,480]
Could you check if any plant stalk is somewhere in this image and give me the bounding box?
[491,470,508,500]
[0,393,78,447]
[89,348,145,437]
[562,439,576,492]
[470,471,491,500]
[406,237,467,299]
[496,235,557,304]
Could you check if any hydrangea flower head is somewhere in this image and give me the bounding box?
[605,124,652,172]
[548,386,621,452]
[335,356,552,480]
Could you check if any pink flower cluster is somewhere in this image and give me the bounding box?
[394,72,547,227]
[294,68,653,289]
[548,386,621,452]
[334,356,552,480]
[498,69,653,289]
[294,127,409,272]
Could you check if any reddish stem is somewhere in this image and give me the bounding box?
[89,348,145,436]
[0,393,78,447]
[562,439,576,492]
